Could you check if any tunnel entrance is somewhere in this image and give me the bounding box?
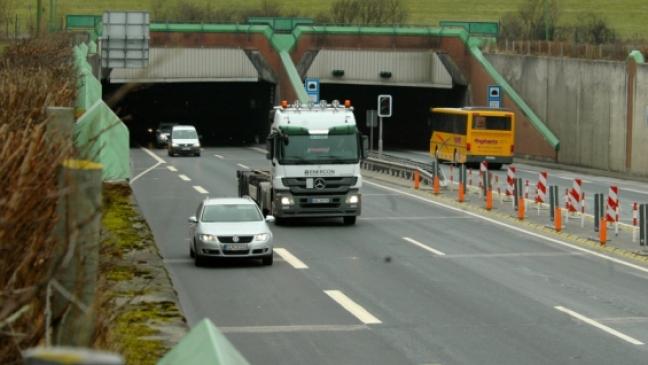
[104,81,275,147]
[320,84,466,151]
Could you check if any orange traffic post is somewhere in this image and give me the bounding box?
[433,174,440,195]
[554,207,562,232]
[413,170,420,190]
[518,197,525,220]
[600,216,607,246]
[486,188,493,210]
[458,183,465,203]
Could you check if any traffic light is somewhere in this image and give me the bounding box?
[377,95,392,118]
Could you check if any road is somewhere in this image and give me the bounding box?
[131,146,648,365]
[383,149,648,224]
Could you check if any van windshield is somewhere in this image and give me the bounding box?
[172,129,197,139]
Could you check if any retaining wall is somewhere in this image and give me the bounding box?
[632,64,648,175]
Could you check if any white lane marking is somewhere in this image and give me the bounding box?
[554,306,645,345]
[360,216,472,221]
[219,324,367,334]
[556,175,591,183]
[141,147,166,164]
[274,248,308,269]
[444,251,584,259]
[193,185,209,194]
[324,290,382,325]
[166,165,178,172]
[214,154,224,159]
[364,180,648,275]
[178,174,191,181]
[249,147,267,154]
[402,237,446,256]
[131,161,162,183]
[620,187,648,195]
[237,163,250,170]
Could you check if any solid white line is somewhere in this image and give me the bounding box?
[214,154,224,159]
[364,180,648,275]
[324,290,382,325]
[193,185,209,194]
[140,147,166,164]
[219,324,367,334]
[274,248,308,269]
[178,174,191,181]
[554,306,644,345]
[249,147,267,154]
[237,163,250,170]
[402,237,446,256]
[131,161,161,183]
[166,165,178,172]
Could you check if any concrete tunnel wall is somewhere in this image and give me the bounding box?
[487,54,628,171]
[632,64,648,175]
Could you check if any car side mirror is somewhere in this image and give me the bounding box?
[361,135,369,159]
[188,216,198,224]
[265,215,276,223]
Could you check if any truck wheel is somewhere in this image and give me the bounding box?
[261,253,273,266]
[343,216,357,225]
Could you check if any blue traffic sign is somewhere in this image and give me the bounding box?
[305,78,320,103]
[488,85,502,108]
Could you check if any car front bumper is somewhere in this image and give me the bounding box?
[170,146,200,155]
[195,239,273,258]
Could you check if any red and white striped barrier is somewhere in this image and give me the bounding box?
[633,202,639,242]
[536,171,547,204]
[606,185,618,223]
[568,179,582,214]
[449,165,454,191]
[505,166,515,205]
[524,180,529,199]
[580,191,586,227]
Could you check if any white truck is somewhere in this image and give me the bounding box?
[237,100,367,225]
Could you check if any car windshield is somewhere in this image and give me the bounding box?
[201,204,263,222]
[172,129,197,139]
[279,133,359,164]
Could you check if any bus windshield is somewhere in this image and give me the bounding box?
[472,115,512,131]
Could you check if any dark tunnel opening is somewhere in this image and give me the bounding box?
[103,81,274,147]
[320,84,467,151]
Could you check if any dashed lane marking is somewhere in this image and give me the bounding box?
[193,185,209,194]
[274,248,308,269]
[324,290,382,325]
[402,237,446,256]
[555,306,644,345]
[178,174,191,181]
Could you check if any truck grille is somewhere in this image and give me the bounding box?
[282,177,357,195]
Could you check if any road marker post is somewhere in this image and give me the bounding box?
[632,202,639,243]
[580,191,586,228]
[518,195,526,220]
[594,193,604,233]
[536,171,548,215]
[600,215,608,247]
[549,185,559,223]
[485,172,493,210]
[458,164,466,203]
[413,169,420,190]
[480,161,488,198]
[554,207,562,232]
[505,166,516,206]
[640,204,648,254]
[432,159,440,195]
[513,178,523,211]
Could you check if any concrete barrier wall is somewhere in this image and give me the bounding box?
[487,54,628,171]
[632,64,648,175]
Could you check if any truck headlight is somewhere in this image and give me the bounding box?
[280,196,294,206]
[254,233,269,242]
[346,194,360,204]
[199,234,218,242]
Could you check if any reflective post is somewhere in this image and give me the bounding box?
[594,193,604,232]
[640,204,648,252]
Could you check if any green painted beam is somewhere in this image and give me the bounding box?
[279,50,310,103]
[628,50,645,64]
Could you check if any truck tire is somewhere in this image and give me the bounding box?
[343,216,357,225]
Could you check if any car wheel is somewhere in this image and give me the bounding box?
[261,253,273,266]
[168,150,173,157]
[194,253,206,267]
[190,243,195,258]
[343,216,357,225]
[195,151,201,157]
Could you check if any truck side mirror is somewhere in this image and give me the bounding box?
[361,135,369,159]
[266,136,274,160]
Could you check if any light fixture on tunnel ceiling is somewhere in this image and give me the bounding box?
[332,69,345,77]
[379,71,392,79]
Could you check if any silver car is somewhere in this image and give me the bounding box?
[189,198,275,266]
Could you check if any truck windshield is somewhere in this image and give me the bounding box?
[279,133,359,165]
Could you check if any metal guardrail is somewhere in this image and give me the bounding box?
[361,152,448,187]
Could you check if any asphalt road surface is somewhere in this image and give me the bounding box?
[131,146,648,365]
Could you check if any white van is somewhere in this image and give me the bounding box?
[168,125,201,157]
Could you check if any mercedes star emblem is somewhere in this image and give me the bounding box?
[314,178,326,190]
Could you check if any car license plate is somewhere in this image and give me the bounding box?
[311,197,330,204]
[224,244,248,251]
[182,147,191,151]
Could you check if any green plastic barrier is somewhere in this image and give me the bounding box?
[157,319,250,365]
[74,100,130,182]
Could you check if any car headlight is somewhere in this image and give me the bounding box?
[254,233,269,242]
[171,142,180,147]
[199,234,218,242]
[280,196,294,206]
[346,194,360,204]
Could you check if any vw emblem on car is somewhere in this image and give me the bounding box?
[314,178,326,190]
[233,236,240,243]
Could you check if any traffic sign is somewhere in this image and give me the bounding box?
[305,78,320,103]
[488,85,501,108]
[377,95,392,118]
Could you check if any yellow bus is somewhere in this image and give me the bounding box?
[429,107,515,169]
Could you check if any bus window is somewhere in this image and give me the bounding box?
[473,116,511,131]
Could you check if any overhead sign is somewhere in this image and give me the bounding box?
[488,85,501,109]
[305,78,320,103]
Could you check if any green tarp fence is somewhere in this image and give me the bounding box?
[73,44,130,182]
